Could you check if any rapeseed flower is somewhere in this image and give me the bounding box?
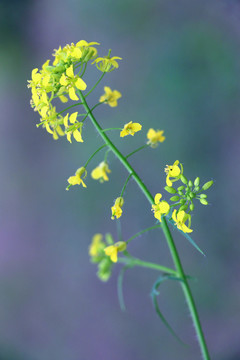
[60,65,87,101]
[147,129,165,148]
[99,86,122,107]
[67,167,87,188]
[120,121,142,137]
[111,197,124,220]
[93,55,122,72]
[165,160,182,187]
[91,162,111,182]
[63,112,83,143]
[152,193,170,222]
[172,210,193,233]
[104,241,127,263]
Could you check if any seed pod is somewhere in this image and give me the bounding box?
[190,203,195,211]
[200,194,207,199]
[170,196,180,202]
[188,180,193,187]
[194,177,200,187]
[200,199,208,205]
[181,175,188,185]
[179,205,188,212]
[164,186,177,194]
[202,180,213,191]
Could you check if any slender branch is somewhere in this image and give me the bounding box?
[78,90,210,360]
[101,127,122,132]
[85,72,105,97]
[84,144,108,168]
[120,173,133,197]
[57,102,83,115]
[126,225,162,244]
[125,144,149,159]
[118,256,177,276]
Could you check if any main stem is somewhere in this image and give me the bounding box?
[78,91,210,360]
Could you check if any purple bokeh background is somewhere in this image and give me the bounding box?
[1,0,240,359]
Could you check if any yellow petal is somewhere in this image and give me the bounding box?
[147,128,156,140]
[181,223,193,233]
[69,87,79,101]
[59,95,68,103]
[67,133,72,143]
[91,167,102,180]
[66,65,74,78]
[159,201,170,214]
[73,130,83,142]
[132,123,142,132]
[63,114,69,128]
[60,74,68,86]
[45,123,53,134]
[68,175,80,185]
[166,175,172,187]
[120,129,128,137]
[172,210,177,223]
[154,193,162,204]
[69,112,78,123]
[75,77,87,90]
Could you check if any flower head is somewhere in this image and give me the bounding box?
[111,197,124,220]
[152,193,170,222]
[60,65,87,101]
[91,162,111,182]
[99,86,122,107]
[89,233,105,258]
[67,167,87,188]
[63,112,83,143]
[172,209,193,233]
[165,160,183,187]
[120,121,142,137]
[93,54,122,72]
[104,241,127,263]
[147,128,165,148]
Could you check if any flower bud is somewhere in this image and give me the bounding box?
[195,186,200,191]
[200,199,208,205]
[189,192,195,199]
[181,175,188,185]
[194,177,200,187]
[170,196,180,202]
[189,203,195,211]
[105,233,114,245]
[202,180,213,191]
[178,190,184,195]
[200,194,207,199]
[179,205,188,211]
[164,186,177,194]
[188,180,193,187]
[180,199,186,204]
[177,186,185,191]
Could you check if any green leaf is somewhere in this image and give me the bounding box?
[150,275,187,345]
[167,218,206,257]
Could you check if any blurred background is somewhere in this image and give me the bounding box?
[0,0,240,359]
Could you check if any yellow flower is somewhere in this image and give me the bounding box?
[147,128,165,148]
[120,121,142,137]
[67,167,87,188]
[91,162,111,182]
[99,86,122,107]
[63,112,83,143]
[93,55,122,72]
[172,210,193,233]
[104,241,127,263]
[111,197,124,220]
[76,40,100,60]
[165,160,182,187]
[152,193,170,222]
[60,65,87,101]
[89,233,105,258]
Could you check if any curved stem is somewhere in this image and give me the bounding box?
[126,224,162,244]
[125,144,149,159]
[78,90,210,360]
[118,256,177,276]
[85,72,105,97]
[120,173,133,197]
[84,144,108,168]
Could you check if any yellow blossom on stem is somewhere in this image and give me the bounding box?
[89,233,105,258]
[165,160,182,187]
[147,128,165,148]
[67,167,87,188]
[91,162,111,182]
[63,112,83,143]
[60,65,87,101]
[93,54,122,72]
[104,241,127,263]
[111,197,124,220]
[172,209,193,233]
[152,193,170,222]
[76,40,100,61]
[99,86,122,107]
[120,121,142,137]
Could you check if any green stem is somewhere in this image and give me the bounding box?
[125,144,149,159]
[120,173,133,197]
[85,72,105,97]
[57,102,83,115]
[78,90,210,360]
[118,256,177,276]
[101,127,122,132]
[84,144,108,168]
[126,224,162,244]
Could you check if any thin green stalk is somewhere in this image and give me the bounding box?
[101,127,122,132]
[118,256,177,276]
[125,144,149,159]
[57,102,83,115]
[85,72,105,97]
[78,90,210,360]
[84,144,108,168]
[126,225,162,244]
[120,173,133,197]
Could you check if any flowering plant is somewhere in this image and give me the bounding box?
[28,40,213,360]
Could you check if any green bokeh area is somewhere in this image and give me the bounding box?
[1,0,240,359]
